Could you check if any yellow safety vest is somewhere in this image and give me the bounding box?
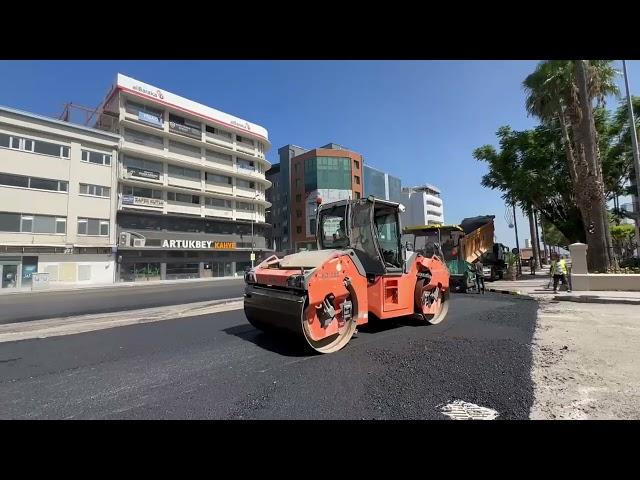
[551,259,568,275]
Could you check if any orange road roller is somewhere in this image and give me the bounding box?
[244,197,450,353]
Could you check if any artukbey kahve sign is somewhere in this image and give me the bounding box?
[161,240,236,249]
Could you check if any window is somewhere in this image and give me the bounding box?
[124,128,164,149]
[355,191,361,199]
[56,218,66,234]
[122,185,162,199]
[296,194,301,202]
[205,197,232,208]
[0,213,67,234]
[236,202,255,211]
[236,179,255,189]
[168,140,201,158]
[79,183,110,197]
[1,133,69,158]
[0,173,67,192]
[168,165,201,179]
[296,226,302,234]
[296,210,302,218]
[310,218,316,235]
[0,173,29,188]
[354,160,360,169]
[29,177,66,192]
[237,159,255,170]
[33,215,54,234]
[206,150,233,165]
[206,172,232,184]
[0,212,21,232]
[205,125,232,139]
[236,135,253,145]
[77,218,109,236]
[81,150,111,166]
[123,155,161,172]
[354,175,360,185]
[167,192,200,204]
[21,216,33,233]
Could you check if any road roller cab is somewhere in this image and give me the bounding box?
[244,196,450,353]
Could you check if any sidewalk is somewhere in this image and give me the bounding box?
[0,275,244,296]
[487,269,640,305]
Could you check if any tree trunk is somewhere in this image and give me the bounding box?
[527,207,540,269]
[533,209,543,265]
[573,60,611,272]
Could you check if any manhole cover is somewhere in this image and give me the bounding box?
[440,400,499,420]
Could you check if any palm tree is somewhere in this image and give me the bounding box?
[523,60,619,271]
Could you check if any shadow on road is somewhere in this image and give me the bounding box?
[222,324,312,358]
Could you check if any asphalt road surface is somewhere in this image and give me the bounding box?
[0,279,245,324]
[0,293,538,419]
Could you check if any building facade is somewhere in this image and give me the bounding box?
[290,143,363,251]
[400,184,444,227]
[0,106,120,290]
[95,74,272,281]
[363,164,402,203]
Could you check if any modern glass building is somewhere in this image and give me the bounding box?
[363,165,402,203]
[289,143,363,251]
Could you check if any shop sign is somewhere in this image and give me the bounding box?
[161,240,237,249]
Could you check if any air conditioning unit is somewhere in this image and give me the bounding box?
[133,238,146,248]
[119,232,131,247]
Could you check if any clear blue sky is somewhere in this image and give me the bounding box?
[1,60,638,248]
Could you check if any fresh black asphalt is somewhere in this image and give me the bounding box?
[0,292,538,419]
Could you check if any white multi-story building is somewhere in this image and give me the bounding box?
[0,106,120,290]
[400,184,444,227]
[95,74,272,281]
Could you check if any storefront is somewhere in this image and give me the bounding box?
[0,247,116,289]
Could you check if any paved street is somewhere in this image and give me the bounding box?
[0,279,245,325]
[0,293,537,419]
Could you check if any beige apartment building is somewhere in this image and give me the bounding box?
[0,106,120,290]
[93,74,272,281]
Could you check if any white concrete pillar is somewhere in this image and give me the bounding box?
[569,243,589,291]
[569,243,588,274]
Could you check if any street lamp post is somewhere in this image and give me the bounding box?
[623,60,640,255]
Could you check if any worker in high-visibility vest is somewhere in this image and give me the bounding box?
[550,253,571,293]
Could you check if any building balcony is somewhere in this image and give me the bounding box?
[167,176,202,191]
[204,206,234,220]
[205,133,234,150]
[205,182,234,196]
[166,201,202,216]
[236,142,256,156]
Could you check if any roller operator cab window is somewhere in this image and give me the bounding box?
[374,208,402,268]
[319,205,348,249]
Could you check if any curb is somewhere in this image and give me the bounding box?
[553,295,640,306]
[487,288,524,296]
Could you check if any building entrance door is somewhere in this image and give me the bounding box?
[0,263,20,289]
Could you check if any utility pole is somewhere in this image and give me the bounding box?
[623,60,640,255]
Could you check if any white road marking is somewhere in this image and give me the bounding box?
[440,400,499,420]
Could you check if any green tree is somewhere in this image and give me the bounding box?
[523,60,619,272]
[474,124,585,244]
